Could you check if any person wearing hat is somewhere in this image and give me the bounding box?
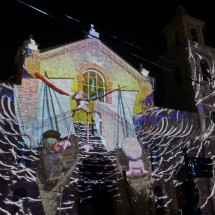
[36,130,76,215]
[45,137,62,153]
[41,137,70,185]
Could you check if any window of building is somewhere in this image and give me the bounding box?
[200,59,211,81]
[191,28,199,42]
[83,69,106,102]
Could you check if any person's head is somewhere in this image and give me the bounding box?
[45,138,61,153]
[50,142,62,153]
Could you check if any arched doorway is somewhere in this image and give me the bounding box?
[77,154,115,215]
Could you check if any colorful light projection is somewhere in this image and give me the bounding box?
[0,63,153,215]
[134,107,214,213]
[132,40,215,214]
[1,39,214,214]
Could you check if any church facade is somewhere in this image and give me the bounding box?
[0,31,155,214]
[0,5,215,215]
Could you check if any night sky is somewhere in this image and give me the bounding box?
[2,0,215,79]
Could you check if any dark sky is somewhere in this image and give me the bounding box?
[3,0,215,78]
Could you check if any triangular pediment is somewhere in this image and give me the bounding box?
[39,38,145,82]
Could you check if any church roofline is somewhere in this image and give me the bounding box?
[36,38,151,83]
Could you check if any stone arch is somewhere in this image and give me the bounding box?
[77,63,113,103]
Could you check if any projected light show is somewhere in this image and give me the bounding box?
[0,37,155,215]
[2,1,215,213]
[1,32,215,214]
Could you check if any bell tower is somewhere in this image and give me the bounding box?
[163,5,205,52]
[156,5,206,113]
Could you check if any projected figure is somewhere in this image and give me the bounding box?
[93,112,102,137]
[72,90,90,116]
[37,130,78,214]
[122,137,148,176]
[36,130,78,215]
[41,137,71,184]
[72,90,94,152]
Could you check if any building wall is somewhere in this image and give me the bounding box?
[133,106,215,214]
[0,38,155,215]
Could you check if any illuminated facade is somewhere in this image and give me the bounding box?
[1,5,215,215]
[0,36,155,214]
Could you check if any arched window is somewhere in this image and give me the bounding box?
[83,69,106,102]
[191,28,199,42]
[200,59,211,81]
